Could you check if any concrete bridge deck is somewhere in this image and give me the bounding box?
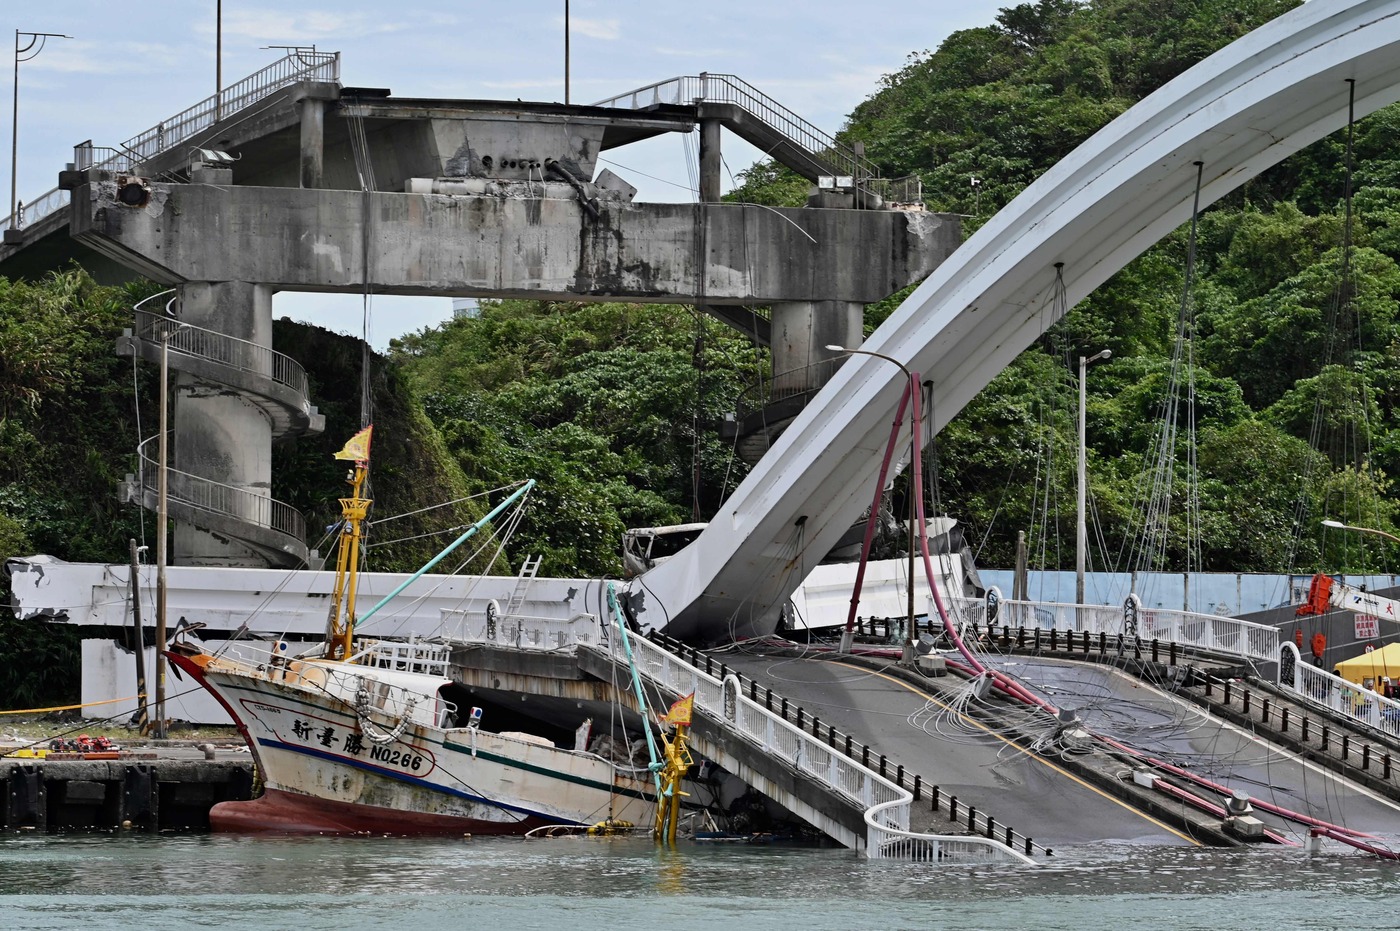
[714,643,1400,850]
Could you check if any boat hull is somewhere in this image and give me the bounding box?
[171,652,654,836]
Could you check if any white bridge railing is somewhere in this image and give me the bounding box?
[953,588,1280,665]
[445,609,601,651]
[1280,642,1400,740]
[584,630,1033,864]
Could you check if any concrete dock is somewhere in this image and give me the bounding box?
[1,742,253,832]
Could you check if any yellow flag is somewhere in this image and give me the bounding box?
[333,425,373,462]
[661,692,694,726]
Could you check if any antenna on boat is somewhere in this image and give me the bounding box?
[324,425,374,661]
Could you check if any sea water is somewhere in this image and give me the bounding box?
[0,834,1396,930]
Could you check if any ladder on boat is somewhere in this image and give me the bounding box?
[501,555,542,619]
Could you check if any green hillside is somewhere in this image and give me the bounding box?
[2,0,1397,703]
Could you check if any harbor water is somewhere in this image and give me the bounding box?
[2,834,1398,930]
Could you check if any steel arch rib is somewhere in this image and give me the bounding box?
[636,0,1400,639]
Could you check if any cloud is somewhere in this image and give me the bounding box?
[215,9,403,42]
[652,46,731,59]
[16,41,183,77]
[566,17,621,40]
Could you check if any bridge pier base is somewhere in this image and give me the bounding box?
[172,281,276,567]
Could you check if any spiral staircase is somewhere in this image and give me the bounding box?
[118,291,324,568]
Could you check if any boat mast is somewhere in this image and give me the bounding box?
[325,426,373,661]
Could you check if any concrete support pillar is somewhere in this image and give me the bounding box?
[171,281,275,567]
[699,119,722,203]
[298,96,325,189]
[770,301,863,396]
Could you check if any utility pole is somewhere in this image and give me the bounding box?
[1077,349,1112,606]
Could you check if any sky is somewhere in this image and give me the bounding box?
[2,0,1011,348]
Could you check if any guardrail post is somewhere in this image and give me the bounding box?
[1017,627,1027,648]
[1170,642,1178,665]
[1224,680,1232,704]
[895,763,904,785]
[1034,628,1041,651]
[844,734,853,756]
[948,795,957,820]
[862,745,869,767]
[1050,629,1058,651]
[1098,632,1107,654]
[1341,734,1349,760]
[765,688,773,711]
[749,680,758,701]
[1242,690,1250,715]
[913,774,921,800]
[967,805,977,830]
[811,715,821,736]
[1322,725,1330,751]
[931,787,940,812]
[1281,708,1289,733]
[986,816,996,839]
[878,755,887,778]
[1385,753,1392,779]
[1261,698,1270,724]
[780,697,788,718]
[1082,631,1091,654]
[1302,717,1310,741]
[796,708,805,730]
[1363,743,1371,771]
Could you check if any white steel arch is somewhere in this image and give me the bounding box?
[635,0,1400,640]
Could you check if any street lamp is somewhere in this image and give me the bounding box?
[1077,349,1112,606]
[8,30,71,244]
[564,0,571,105]
[827,343,922,660]
[153,319,188,740]
[1322,519,1400,545]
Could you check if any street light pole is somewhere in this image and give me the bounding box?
[1321,518,1400,545]
[154,326,174,740]
[564,0,570,105]
[8,30,71,243]
[828,344,922,660]
[1077,349,1112,606]
[216,1,223,118]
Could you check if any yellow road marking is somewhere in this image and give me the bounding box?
[828,659,1200,846]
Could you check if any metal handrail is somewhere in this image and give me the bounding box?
[592,73,881,183]
[730,358,844,419]
[589,632,1032,863]
[1280,642,1400,740]
[952,593,1280,665]
[133,435,306,543]
[3,50,340,231]
[132,291,310,398]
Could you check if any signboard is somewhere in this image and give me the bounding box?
[1355,615,1380,640]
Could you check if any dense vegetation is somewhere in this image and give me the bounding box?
[4,0,1399,703]
[731,0,1400,577]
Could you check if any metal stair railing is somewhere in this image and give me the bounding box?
[132,436,306,543]
[132,291,311,399]
[4,49,340,232]
[592,73,880,183]
[587,630,1032,863]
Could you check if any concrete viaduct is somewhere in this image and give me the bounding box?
[0,60,956,570]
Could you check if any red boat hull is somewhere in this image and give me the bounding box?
[210,787,553,836]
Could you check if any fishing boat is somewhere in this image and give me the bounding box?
[168,426,657,835]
